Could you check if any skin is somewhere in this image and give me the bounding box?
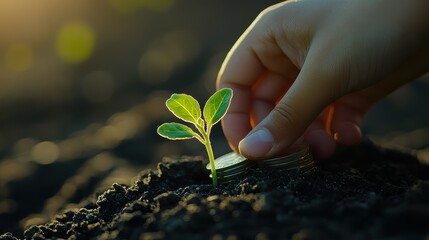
[217,0,429,160]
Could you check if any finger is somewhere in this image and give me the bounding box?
[251,72,294,126]
[218,8,300,151]
[327,44,429,146]
[304,114,336,160]
[238,49,339,159]
[305,101,362,156]
[306,129,336,160]
[220,87,252,152]
[217,25,265,151]
[328,100,365,146]
[333,122,362,146]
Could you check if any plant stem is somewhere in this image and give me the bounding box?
[195,122,217,187]
[204,137,217,187]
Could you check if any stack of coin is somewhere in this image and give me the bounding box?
[257,146,314,171]
[207,146,314,185]
[206,152,255,184]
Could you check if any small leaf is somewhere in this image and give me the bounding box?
[157,123,197,140]
[197,118,205,128]
[203,88,233,126]
[166,94,201,124]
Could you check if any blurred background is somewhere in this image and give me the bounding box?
[0,0,428,236]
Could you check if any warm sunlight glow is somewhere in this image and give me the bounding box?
[56,22,95,63]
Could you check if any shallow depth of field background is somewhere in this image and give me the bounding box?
[0,0,428,235]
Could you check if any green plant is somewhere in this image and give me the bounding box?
[157,88,233,187]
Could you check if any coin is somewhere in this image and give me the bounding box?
[206,152,254,184]
[259,154,313,167]
[268,159,314,169]
[258,146,314,169]
[259,154,312,165]
[260,147,310,162]
[206,152,248,171]
[208,145,315,184]
[216,162,253,174]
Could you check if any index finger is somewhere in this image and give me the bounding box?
[217,37,264,151]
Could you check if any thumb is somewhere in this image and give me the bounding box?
[238,63,340,159]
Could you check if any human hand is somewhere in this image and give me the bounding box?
[217,0,429,159]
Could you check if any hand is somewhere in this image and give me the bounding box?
[217,0,429,159]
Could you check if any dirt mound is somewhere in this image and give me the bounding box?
[2,140,429,240]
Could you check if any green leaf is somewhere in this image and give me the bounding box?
[197,118,205,128]
[157,123,197,140]
[203,88,233,126]
[166,94,201,124]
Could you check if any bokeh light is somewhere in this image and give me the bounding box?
[0,160,34,182]
[13,138,37,157]
[3,43,33,72]
[31,141,60,165]
[107,112,140,140]
[88,152,115,172]
[55,21,95,63]
[95,126,122,149]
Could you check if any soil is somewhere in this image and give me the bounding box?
[1,139,428,240]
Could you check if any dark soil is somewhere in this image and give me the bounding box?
[2,139,429,240]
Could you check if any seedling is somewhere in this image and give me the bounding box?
[157,88,233,187]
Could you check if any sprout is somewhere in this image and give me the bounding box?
[157,88,233,187]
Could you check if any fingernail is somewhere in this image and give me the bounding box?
[239,128,273,158]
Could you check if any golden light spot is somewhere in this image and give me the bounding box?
[56,22,95,63]
[58,139,80,160]
[31,141,60,165]
[13,138,37,156]
[95,126,122,149]
[109,0,174,13]
[0,160,35,182]
[108,113,140,139]
[60,182,76,197]
[4,43,33,72]
[89,152,115,172]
